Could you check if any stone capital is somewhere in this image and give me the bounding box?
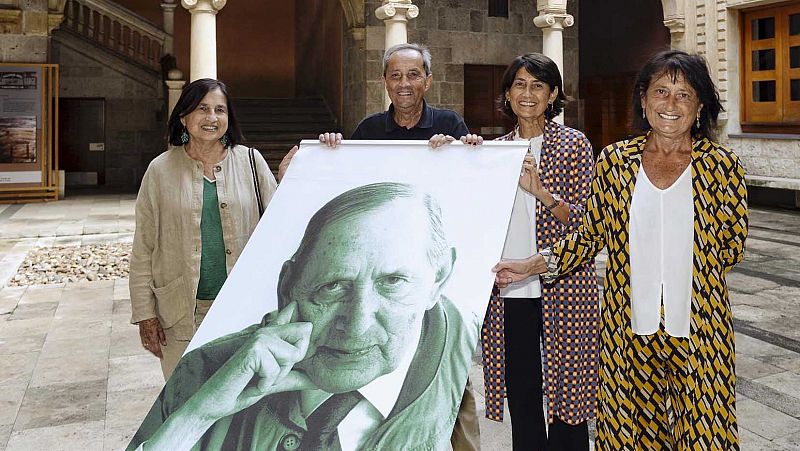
[533,13,573,29]
[47,12,64,33]
[663,17,685,35]
[166,80,186,89]
[181,0,226,14]
[0,9,22,34]
[350,25,366,42]
[161,2,179,12]
[375,1,419,21]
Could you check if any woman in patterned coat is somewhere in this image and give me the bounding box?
[494,50,748,450]
[474,53,600,451]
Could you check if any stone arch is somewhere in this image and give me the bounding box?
[660,0,686,49]
[49,0,67,14]
[339,0,365,30]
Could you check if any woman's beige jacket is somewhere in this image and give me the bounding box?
[129,145,277,339]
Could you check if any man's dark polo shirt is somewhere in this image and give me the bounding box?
[351,101,469,140]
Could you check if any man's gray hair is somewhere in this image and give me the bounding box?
[290,182,447,267]
[383,43,433,76]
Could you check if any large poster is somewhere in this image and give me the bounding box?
[128,140,528,451]
[0,117,36,163]
[0,66,43,184]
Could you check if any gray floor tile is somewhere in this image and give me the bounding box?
[8,301,58,321]
[737,355,787,381]
[0,383,27,425]
[0,352,38,386]
[109,331,148,360]
[5,420,104,451]
[40,336,110,359]
[0,423,11,450]
[774,429,800,450]
[737,398,800,441]
[105,385,163,449]
[739,427,792,451]
[18,285,65,304]
[14,380,106,430]
[0,334,46,356]
[30,352,109,388]
[107,354,163,393]
[45,318,111,341]
[754,371,800,404]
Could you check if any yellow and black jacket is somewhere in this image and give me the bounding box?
[552,134,748,449]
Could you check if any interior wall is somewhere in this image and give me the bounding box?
[295,0,344,123]
[579,0,670,149]
[114,0,296,97]
[580,0,670,77]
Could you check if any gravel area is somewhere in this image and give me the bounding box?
[10,243,131,286]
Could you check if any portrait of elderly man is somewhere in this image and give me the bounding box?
[128,182,478,451]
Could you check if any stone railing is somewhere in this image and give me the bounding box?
[62,0,167,71]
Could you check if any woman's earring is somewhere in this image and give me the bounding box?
[180,128,189,144]
[548,102,554,114]
[220,135,229,147]
[505,98,510,109]
[696,112,701,129]
[642,108,646,119]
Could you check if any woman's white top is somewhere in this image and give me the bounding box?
[629,164,694,337]
[500,134,544,299]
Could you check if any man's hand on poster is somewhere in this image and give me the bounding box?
[187,302,314,419]
[319,132,343,148]
[492,254,547,288]
[428,134,455,148]
[144,303,314,450]
[460,134,484,147]
[278,146,298,183]
[138,317,166,358]
[430,133,483,149]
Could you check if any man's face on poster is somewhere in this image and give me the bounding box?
[285,198,453,393]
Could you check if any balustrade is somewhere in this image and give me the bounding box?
[62,0,168,71]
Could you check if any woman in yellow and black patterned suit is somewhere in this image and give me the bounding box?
[493,50,748,450]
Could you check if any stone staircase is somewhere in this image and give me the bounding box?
[58,0,167,75]
[235,98,341,175]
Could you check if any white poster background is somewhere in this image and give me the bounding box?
[189,140,528,351]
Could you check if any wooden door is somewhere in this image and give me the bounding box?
[464,65,516,139]
[581,73,637,153]
[59,98,105,186]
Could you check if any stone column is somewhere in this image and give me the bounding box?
[375,1,419,109]
[534,0,573,124]
[181,0,226,81]
[166,68,186,121]
[161,0,178,55]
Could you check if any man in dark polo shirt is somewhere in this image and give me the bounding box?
[278,43,482,451]
[279,43,478,159]
[349,42,468,142]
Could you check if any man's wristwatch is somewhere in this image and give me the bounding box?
[544,193,562,211]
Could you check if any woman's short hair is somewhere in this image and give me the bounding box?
[497,53,569,121]
[632,50,723,139]
[167,78,244,147]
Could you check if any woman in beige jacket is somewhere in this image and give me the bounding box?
[130,79,277,379]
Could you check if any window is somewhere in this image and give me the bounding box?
[742,3,800,129]
[488,0,508,18]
